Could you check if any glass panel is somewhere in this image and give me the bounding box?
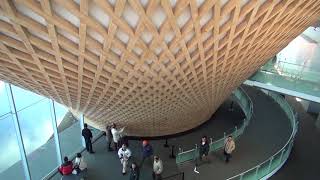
[270,152,282,172]
[90,124,101,138]
[17,98,59,180]
[0,113,25,180]
[0,81,11,116]
[176,149,196,164]
[257,160,271,179]
[11,85,45,112]
[55,102,83,157]
[242,168,257,180]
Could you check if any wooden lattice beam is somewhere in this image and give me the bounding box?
[0,0,319,136]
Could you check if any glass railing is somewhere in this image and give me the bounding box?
[249,56,320,99]
[226,91,298,180]
[273,60,320,83]
[176,87,253,164]
[250,70,320,99]
[260,53,320,84]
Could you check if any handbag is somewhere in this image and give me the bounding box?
[72,159,81,175]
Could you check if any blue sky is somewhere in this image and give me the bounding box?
[0,81,66,173]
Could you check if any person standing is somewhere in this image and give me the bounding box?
[199,136,209,163]
[224,135,235,163]
[129,162,140,180]
[111,123,125,151]
[140,140,153,167]
[106,124,113,151]
[118,144,132,175]
[152,156,163,180]
[82,123,94,153]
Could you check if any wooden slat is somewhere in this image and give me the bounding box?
[0,0,319,136]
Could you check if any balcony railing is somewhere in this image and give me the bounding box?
[176,87,253,164]
[226,91,298,180]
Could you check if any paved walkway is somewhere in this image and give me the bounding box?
[271,96,320,180]
[179,87,291,180]
[51,86,292,180]
[51,99,243,180]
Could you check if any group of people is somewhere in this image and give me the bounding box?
[58,153,87,178]
[106,123,164,180]
[198,135,236,165]
[58,122,235,180]
[58,123,93,179]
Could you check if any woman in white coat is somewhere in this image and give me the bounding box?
[73,153,87,175]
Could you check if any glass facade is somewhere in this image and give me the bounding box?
[55,102,83,159]
[0,113,25,180]
[0,80,100,179]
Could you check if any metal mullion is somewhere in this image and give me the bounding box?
[6,84,31,180]
[51,100,63,165]
[79,114,86,147]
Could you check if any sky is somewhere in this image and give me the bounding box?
[0,81,66,173]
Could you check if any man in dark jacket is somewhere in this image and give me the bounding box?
[82,123,94,153]
[197,136,209,165]
[106,124,113,151]
[140,140,153,167]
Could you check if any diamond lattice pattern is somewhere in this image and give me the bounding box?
[0,0,319,136]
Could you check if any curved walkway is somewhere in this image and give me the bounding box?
[50,86,292,180]
[179,87,291,179]
[271,96,320,180]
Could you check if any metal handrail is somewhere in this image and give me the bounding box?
[260,58,320,82]
[226,91,298,180]
[176,87,253,164]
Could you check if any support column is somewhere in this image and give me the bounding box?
[79,114,86,147]
[51,100,62,165]
[6,84,31,180]
[316,113,320,129]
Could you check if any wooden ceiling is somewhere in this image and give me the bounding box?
[0,0,319,136]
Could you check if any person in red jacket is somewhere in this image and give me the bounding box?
[58,156,73,175]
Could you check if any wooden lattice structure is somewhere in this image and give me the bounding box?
[0,0,319,136]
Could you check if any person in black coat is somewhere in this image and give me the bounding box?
[129,162,140,180]
[82,123,94,153]
[199,136,209,162]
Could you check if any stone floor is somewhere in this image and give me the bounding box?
[51,98,244,180]
[51,86,293,180]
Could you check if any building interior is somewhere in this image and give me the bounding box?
[0,0,320,179]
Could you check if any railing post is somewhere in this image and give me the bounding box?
[279,148,285,163]
[267,157,274,173]
[164,139,169,148]
[6,84,31,180]
[239,173,244,180]
[79,114,86,147]
[169,145,176,158]
[177,148,182,163]
[254,165,260,179]
[194,144,198,160]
